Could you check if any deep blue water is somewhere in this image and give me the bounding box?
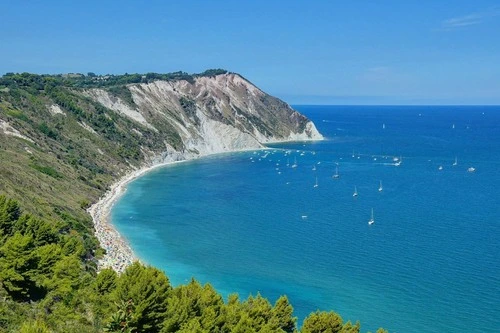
[111,105,500,332]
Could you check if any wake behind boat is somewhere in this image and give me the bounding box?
[332,166,340,179]
[368,208,375,225]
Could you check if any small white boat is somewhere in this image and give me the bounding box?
[438,165,443,171]
[378,180,383,192]
[383,123,386,129]
[468,167,476,173]
[312,165,317,171]
[353,186,358,197]
[368,208,375,225]
[453,156,458,166]
[314,177,318,188]
[332,166,340,179]
[291,157,297,168]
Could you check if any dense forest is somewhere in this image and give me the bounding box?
[0,71,387,332]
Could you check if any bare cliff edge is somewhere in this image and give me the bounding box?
[82,73,322,162]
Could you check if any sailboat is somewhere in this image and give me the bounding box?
[453,156,458,166]
[378,180,383,192]
[353,186,358,197]
[332,166,340,179]
[314,177,318,188]
[368,208,375,225]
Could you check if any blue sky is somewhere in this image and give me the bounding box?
[1,0,499,105]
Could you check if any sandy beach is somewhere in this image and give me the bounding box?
[87,160,184,272]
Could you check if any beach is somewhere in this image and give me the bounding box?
[87,148,267,273]
[87,160,181,272]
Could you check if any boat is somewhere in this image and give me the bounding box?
[291,157,297,168]
[453,156,458,166]
[353,186,358,197]
[378,180,383,192]
[312,165,316,171]
[438,165,443,171]
[383,123,386,129]
[314,177,318,188]
[368,208,375,225]
[332,166,340,179]
[467,167,476,173]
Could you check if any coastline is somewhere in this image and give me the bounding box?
[87,136,323,273]
[87,149,261,272]
[87,158,190,272]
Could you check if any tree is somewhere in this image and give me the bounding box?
[162,279,223,333]
[95,268,118,295]
[270,295,297,333]
[301,310,343,333]
[113,262,170,332]
[0,196,21,236]
[0,232,41,300]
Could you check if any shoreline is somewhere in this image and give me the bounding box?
[87,159,185,272]
[87,138,323,273]
[87,148,264,272]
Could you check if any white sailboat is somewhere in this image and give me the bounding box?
[332,166,340,179]
[314,177,318,188]
[353,186,358,197]
[378,180,383,192]
[453,156,458,166]
[368,208,375,225]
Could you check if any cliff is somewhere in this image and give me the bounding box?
[82,73,322,159]
[0,71,322,221]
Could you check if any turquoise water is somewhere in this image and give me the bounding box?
[111,105,500,332]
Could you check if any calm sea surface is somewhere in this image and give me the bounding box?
[111,105,500,332]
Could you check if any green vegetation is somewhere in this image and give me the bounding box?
[0,70,387,332]
[0,196,388,332]
[0,69,230,90]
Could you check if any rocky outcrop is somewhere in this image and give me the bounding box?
[83,73,322,159]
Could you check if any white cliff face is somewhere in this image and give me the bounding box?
[83,73,323,160]
[82,88,157,131]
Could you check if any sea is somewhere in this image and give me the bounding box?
[111,105,500,333]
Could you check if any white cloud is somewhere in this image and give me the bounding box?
[441,7,500,30]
